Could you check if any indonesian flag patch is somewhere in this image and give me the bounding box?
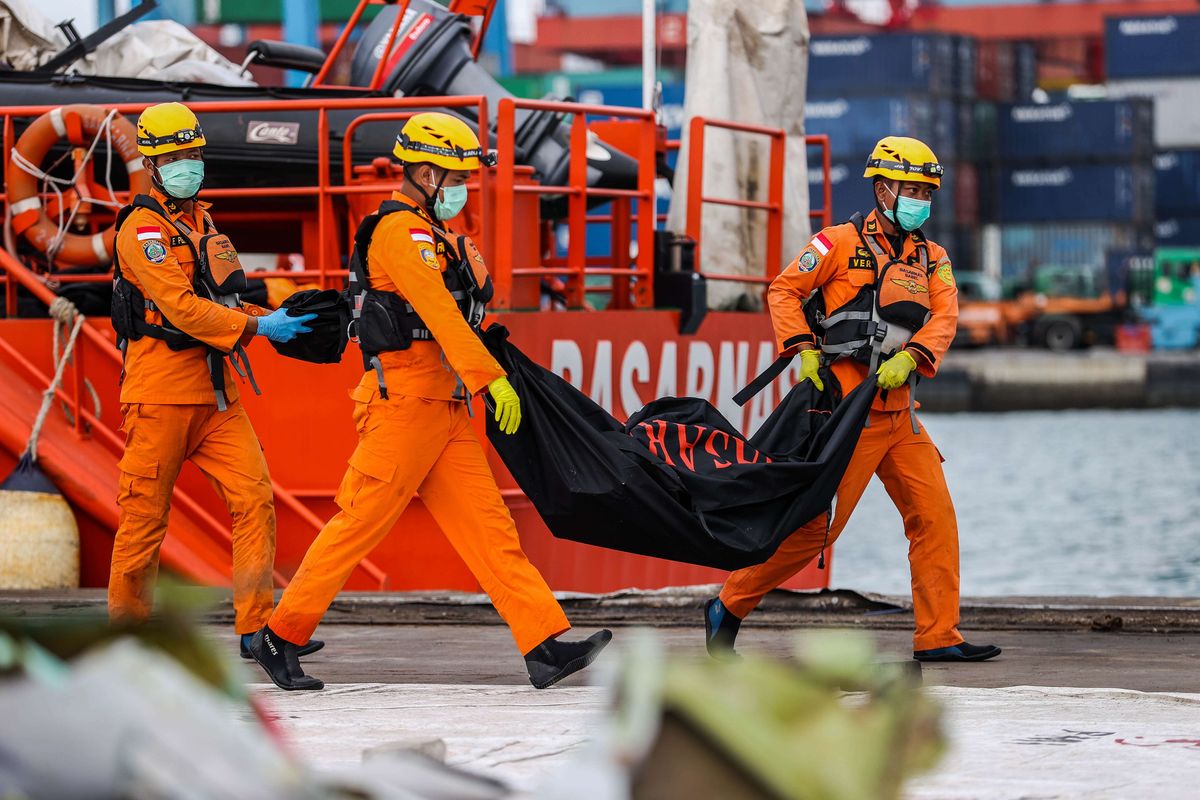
[811,232,832,256]
[409,228,434,245]
[136,226,162,241]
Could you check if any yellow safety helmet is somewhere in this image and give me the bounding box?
[863,136,943,188]
[136,102,206,157]
[393,112,497,171]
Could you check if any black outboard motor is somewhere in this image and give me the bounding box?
[350,0,639,213]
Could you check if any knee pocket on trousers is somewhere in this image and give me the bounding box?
[117,452,169,518]
[335,446,399,518]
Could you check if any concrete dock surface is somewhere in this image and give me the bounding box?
[7,588,1200,797]
[227,623,1200,798]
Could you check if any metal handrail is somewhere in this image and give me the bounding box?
[493,97,657,310]
[0,245,389,589]
[685,116,786,288]
[1,95,490,301]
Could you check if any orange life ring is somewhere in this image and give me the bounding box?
[7,104,149,268]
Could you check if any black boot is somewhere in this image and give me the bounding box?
[704,597,742,660]
[248,626,324,690]
[913,641,1002,662]
[240,634,324,660]
[524,630,612,689]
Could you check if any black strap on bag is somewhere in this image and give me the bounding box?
[733,355,794,407]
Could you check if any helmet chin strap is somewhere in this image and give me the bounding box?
[876,180,899,224]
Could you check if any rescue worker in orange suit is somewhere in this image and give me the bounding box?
[109,102,322,660]
[249,113,611,690]
[705,137,1000,663]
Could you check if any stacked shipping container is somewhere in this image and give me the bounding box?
[803,33,977,259]
[975,98,1156,283]
[1106,13,1200,248]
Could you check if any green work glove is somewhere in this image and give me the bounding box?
[794,348,824,392]
[488,376,522,435]
[876,350,918,390]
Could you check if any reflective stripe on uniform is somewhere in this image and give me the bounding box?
[821,340,872,355]
[821,310,873,327]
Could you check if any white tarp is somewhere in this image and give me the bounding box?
[260,683,1200,799]
[1107,78,1200,149]
[665,0,811,310]
[0,0,254,86]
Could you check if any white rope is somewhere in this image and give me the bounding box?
[9,109,124,266]
[22,297,87,463]
[51,297,101,430]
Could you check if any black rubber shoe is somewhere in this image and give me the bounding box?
[704,597,742,660]
[240,636,324,660]
[524,630,612,689]
[248,626,325,690]
[913,641,1002,662]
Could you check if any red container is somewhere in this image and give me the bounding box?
[954,162,979,227]
[1115,323,1152,352]
[976,40,1016,102]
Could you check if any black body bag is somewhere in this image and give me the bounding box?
[480,324,876,571]
[268,289,350,364]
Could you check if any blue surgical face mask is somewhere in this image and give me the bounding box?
[157,158,204,199]
[432,182,468,220]
[882,183,932,232]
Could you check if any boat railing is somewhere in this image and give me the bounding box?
[2,95,833,315]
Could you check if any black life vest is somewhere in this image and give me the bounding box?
[347,200,494,399]
[734,213,934,426]
[802,213,932,372]
[110,194,258,411]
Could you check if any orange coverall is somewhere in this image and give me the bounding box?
[720,210,964,651]
[109,188,275,634]
[269,195,571,654]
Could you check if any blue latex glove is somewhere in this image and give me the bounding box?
[255,309,316,343]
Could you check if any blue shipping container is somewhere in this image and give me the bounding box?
[993,164,1154,223]
[1156,217,1200,247]
[1105,14,1200,80]
[998,224,1144,279]
[993,99,1154,161]
[1013,42,1038,102]
[808,160,957,230]
[808,34,959,97]
[1154,150,1200,216]
[805,95,959,160]
[953,36,977,101]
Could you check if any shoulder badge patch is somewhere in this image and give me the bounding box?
[141,239,167,264]
[936,259,954,287]
[418,244,439,269]
[865,218,878,234]
[797,249,820,273]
